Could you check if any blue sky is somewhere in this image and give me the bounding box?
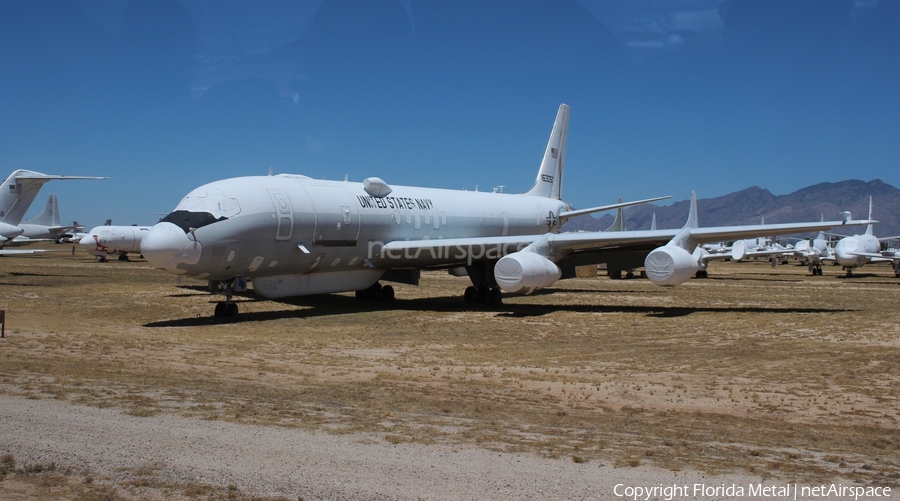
[1,0,897,227]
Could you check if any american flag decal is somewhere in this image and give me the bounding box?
[550,147,558,159]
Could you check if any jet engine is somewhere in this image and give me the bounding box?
[644,245,698,286]
[494,251,561,294]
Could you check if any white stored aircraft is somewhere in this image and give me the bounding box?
[1,169,107,253]
[833,198,900,277]
[790,231,831,275]
[16,194,80,242]
[79,222,152,261]
[140,104,872,319]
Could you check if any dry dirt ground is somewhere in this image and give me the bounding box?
[0,246,899,500]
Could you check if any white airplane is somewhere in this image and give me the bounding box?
[0,169,107,253]
[140,104,872,319]
[731,214,836,274]
[78,221,152,262]
[14,194,81,243]
[833,198,900,277]
[789,231,831,274]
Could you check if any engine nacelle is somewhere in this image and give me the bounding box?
[644,245,698,286]
[494,251,561,294]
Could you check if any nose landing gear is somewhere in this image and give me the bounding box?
[214,300,238,320]
[211,278,244,321]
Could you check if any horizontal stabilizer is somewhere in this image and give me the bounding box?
[848,251,900,262]
[14,173,108,182]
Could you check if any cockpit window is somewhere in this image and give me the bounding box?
[174,189,241,219]
[160,210,226,234]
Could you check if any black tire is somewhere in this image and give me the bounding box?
[214,302,225,317]
[379,285,395,302]
[225,303,238,320]
[464,286,476,304]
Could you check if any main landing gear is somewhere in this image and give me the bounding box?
[355,282,395,301]
[463,286,502,306]
[695,270,709,279]
[809,264,823,275]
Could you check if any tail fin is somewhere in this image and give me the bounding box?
[523,104,569,200]
[22,194,61,227]
[684,191,699,229]
[865,196,874,236]
[605,197,625,231]
[667,192,699,252]
[0,169,105,225]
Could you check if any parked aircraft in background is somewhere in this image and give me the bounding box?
[15,194,80,243]
[0,169,106,250]
[789,231,831,275]
[140,104,872,319]
[833,198,900,277]
[79,221,152,262]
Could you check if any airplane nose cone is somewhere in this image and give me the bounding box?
[835,240,861,267]
[141,222,203,273]
[78,235,95,248]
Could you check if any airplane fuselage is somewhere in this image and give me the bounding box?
[834,233,879,269]
[79,224,151,258]
[144,175,567,297]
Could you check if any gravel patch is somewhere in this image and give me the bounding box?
[0,394,801,500]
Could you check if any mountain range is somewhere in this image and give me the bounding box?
[562,179,900,241]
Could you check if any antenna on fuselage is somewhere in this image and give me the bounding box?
[268,167,273,176]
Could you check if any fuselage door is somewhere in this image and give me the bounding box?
[268,189,293,241]
[305,186,361,246]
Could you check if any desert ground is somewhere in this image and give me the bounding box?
[1,245,899,500]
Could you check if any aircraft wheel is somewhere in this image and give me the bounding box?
[214,302,225,317]
[99,257,108,263]
[378,285,395,302]
[225,303,238,320]
[118,254,129,261]
[695,270,708,279]
[483,287,501,306]
[490,287,502,306]
[464,286,477,304]
[625,271,635,280]
[356,282,383,300]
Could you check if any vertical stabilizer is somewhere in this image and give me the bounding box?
[865,196,874,236]
[684,191,699,229]
[650,213,657,231]
[605,197,625,231]
[0,170,106,225]
[524,104,569,200]
[665,192,700,252]
[22,194,61,227]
